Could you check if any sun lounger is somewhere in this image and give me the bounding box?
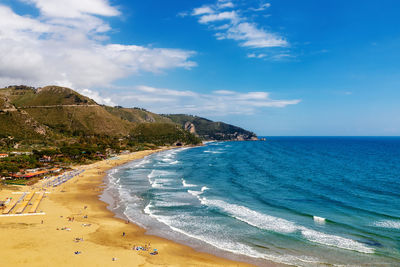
[15,191,35,214]
[29,192,45,213]
[2,198,19,214]
[2,193,26,214]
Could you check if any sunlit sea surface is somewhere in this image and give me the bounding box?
[104,137,400,266]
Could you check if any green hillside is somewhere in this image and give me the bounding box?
[129,123,200,146]
[8,85,96,107]
[0,85,258,153]
[104,106,173,124]
[0,86,201,150]
[0,86,131,137]
[164,114,258,141]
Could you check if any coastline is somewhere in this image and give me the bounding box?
[0,147,265,266]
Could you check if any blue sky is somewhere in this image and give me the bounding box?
[1,0,399,135]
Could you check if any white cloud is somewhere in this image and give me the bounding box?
[218,1,234,9]
[79,88,115,106]
[249,3,271,12]
[199,11,239,24]
[225,22,287,48]
[271,53,293,61]
[136,85,197,97]
[94,85,300,115]
[192,6,214,16]
[247,53,266,58]
[0,2,196,89]
[190,1,288,50]
[22,0,120,18]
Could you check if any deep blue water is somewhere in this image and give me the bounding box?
[105,137,400,266]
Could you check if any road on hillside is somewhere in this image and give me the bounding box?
[19,104,99,108]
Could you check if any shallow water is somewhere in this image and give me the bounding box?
[105,137,400,266]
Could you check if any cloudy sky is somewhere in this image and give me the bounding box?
[1,0,400,135]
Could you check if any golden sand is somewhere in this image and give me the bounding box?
[0,148,271,266]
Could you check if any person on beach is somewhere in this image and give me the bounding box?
[122,232,125,237]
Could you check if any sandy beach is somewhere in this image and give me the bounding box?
[0,148,263,267]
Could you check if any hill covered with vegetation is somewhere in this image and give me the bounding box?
[0,85,258,153]
[164,114,258,141]
[0,85,201,152]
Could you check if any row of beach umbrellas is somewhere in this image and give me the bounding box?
[43,169,85,188]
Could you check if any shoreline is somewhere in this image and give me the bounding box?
[0,148,271,266]
[100,146,281,267]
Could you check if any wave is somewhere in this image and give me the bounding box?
[170,160,180,165]
[299,228,374,254]
[153,200,192,207]
[201,186,209,192]
[188,190,203,197]
[200,198,374,254]
[147,169,173,179]
[372,220,400,229]
[147,170,175,188]
[144,212,324,266]
[200,198,298,234]
[150,178,174,188]
[182,178,196,187]
[107,169,120,185]
[130,157,151,168]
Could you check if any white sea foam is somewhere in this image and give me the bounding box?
[153,201,191,207]
[151,178,175,188]
[187,187,209,197]
[148,170,173,179]
[201,186,209,192]
[144,202,152,215]
[200,198,298,233]
[199,198,374,254]
[132,158,151,167]
[107,171,118,185]
[182,178,196,187]
[147,170,174,188]
[187,190,202,197]
[170,160,180,165]
[300,228,374,254]
[313,216,326,224]
[372,220,400,229]
[146,213,323,266]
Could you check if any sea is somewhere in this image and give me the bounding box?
[103,137,400,266]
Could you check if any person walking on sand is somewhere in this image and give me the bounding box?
[122,232,125,237]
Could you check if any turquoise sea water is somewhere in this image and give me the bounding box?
[105,137,400,266]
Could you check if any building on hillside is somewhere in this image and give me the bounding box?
[21,170,50,178]
[11,151,32,155]
[39,155,52,162]
[0,154,8,158]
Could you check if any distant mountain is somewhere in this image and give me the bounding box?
[163,114,258,141]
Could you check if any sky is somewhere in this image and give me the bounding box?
[0,0,399,136]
